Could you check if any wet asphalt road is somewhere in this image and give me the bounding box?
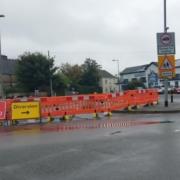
[0,113,180,180]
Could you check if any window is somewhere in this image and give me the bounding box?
[132,78,137,82]
[123,79,128,84]
[140,77,146,83]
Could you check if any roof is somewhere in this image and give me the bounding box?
[120,62,157,75]
[0,55,17,75]
[100,70,116,78]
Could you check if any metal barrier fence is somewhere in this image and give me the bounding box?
[0,89,159,126]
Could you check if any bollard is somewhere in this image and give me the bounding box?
[104,112,112,117]
[47,116,51,123]
[93,113,99,118]
[136,105,140,109]
[171,90,173,103]
[107,112,112,117]
[63,115,70,122]
[128,106,132,111]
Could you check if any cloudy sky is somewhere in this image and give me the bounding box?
[0,0,179,74]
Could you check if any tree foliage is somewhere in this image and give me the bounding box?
[16,52,58,93]
[60,59,102,94]
[126,79,145,90]
[60,63,82,89]
[52,72,70,95]
[80,58,101,86]
[16,54,103,95]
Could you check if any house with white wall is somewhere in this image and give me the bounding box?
[164,59,180,87]
[120,62,159,90]
[120,60,180,90]
[99,70,118,93]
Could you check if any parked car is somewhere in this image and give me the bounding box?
[174,87,180,94]
[154,86,164,94]
[153,86,175,94]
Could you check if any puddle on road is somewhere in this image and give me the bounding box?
[0,118,168,137]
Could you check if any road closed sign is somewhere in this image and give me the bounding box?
[157,32,175,55]
[11,101,40,120]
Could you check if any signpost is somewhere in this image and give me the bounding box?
[156,0,176,107]
[11,101,40,120]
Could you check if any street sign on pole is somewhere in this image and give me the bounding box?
[158,55,176,79]
[157,32,175,55]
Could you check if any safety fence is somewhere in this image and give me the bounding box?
[0,89,158,126]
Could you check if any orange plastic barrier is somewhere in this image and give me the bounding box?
[40,89,158,118]
[2,88,159,121]
[40,94,120,117]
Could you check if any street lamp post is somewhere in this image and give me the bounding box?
[0,14,5,99]
[163,0,169,107]
[48,51,53,97]
[112,59,120,92]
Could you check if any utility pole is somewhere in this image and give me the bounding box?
[48,51,53,96]
[164,0,168,107]
[0,15,5,99]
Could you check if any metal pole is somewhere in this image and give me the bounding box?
[0,34,3,99]
[112,59,121,92]
[117,60,120,92]
[164,0,168,107]
[164,0,167,33]
[0,15,5,99]
[48,51,53,96]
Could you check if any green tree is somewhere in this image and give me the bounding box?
[52,72,70,95]
[60,63,82,90]
[126,79,146,90]
[79,58,102,93]
[16,52,58,93]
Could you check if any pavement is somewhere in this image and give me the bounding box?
[114,94,180,113]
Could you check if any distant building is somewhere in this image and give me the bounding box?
[120,60,180,90]
[120,62,159,90]
[99,70,118,93]
[0,55,17,97]
[168,59,180,87]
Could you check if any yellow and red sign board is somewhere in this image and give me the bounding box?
[158,55,176,79]
[11,101,40,120]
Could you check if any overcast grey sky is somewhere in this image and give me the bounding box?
[0,0,179,74]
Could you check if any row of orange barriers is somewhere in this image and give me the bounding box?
[40,89,158,118]
[0,89,159,124]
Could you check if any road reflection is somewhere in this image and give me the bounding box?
[0,116,162,136]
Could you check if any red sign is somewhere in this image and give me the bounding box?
[0,101,6,120]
